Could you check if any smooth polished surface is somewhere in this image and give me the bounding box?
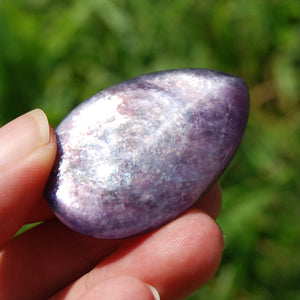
[45,69,249,239]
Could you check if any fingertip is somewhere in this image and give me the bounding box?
[76,277,160,300]
[146,210,225,299]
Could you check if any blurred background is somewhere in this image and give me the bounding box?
[0,0,299,299]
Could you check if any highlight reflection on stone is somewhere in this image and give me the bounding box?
[45,69,249,239]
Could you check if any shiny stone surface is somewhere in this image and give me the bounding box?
[45,69,249,239]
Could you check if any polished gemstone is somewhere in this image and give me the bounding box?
[45,69,249,239]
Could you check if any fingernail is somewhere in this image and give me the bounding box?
[0,109,50,167]
[146,284,160,300]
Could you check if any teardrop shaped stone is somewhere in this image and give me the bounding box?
[45,69,249,239]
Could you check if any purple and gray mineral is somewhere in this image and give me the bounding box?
[45,68,249,239]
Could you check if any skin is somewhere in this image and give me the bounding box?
[0,109,224,300]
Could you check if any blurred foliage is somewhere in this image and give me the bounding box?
[0,0,299,299]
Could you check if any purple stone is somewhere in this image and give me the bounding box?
[45,69,249,239]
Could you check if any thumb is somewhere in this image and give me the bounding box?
[0,109,57,245]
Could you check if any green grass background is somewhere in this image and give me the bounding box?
[0,0,299,299]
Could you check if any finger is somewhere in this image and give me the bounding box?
[77,276,160,300]
[52,210,224,300]
[194,183,222,219]
[0,220,124,300]
[0,109,57,245]
[26,197,55,223]
[0,184,223,299]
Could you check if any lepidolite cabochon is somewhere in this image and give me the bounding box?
[45,69,249,239]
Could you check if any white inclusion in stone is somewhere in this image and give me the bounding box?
[94,163,117,185]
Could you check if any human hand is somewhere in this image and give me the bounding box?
[0,109,224,300]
